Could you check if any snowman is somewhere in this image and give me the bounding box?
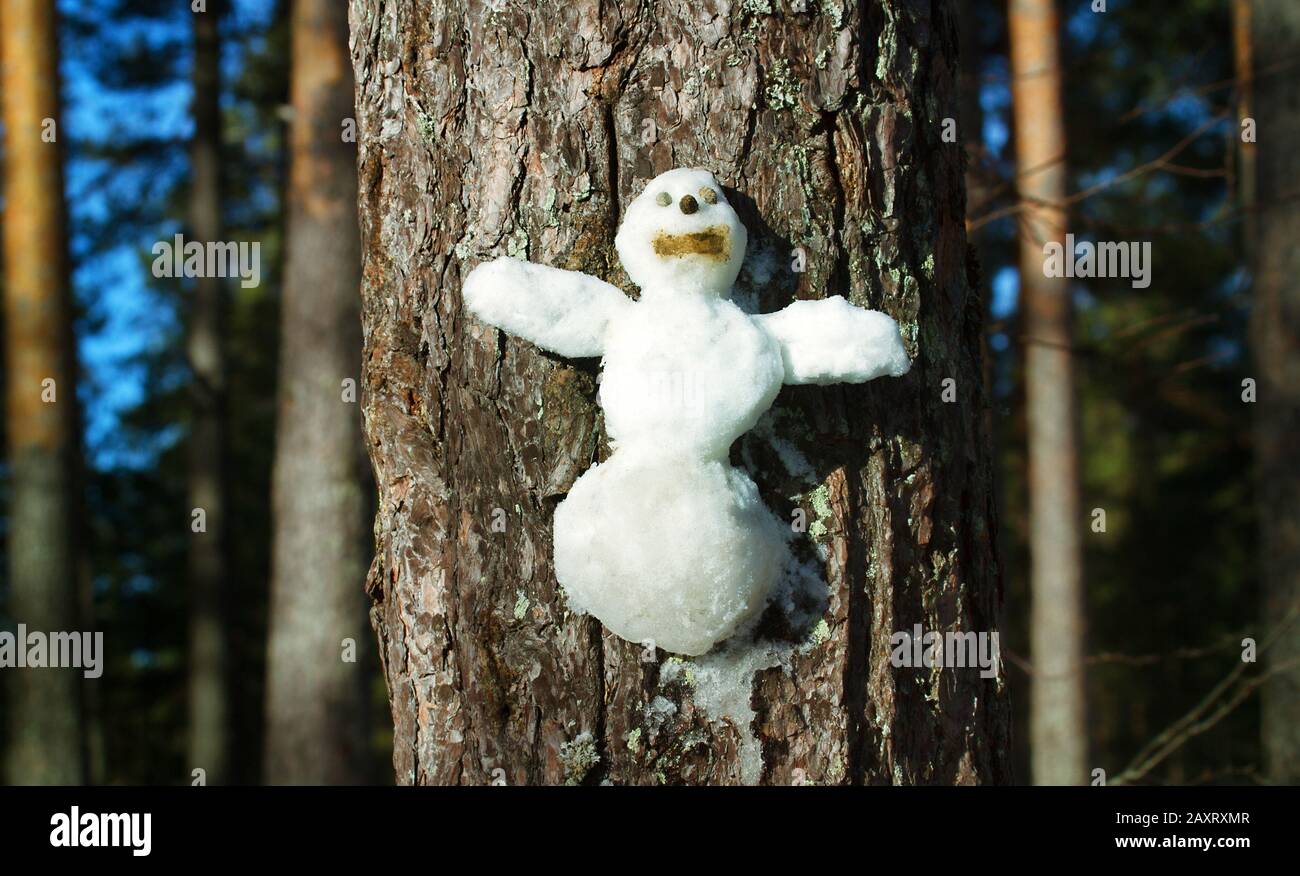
[464,167,910,655]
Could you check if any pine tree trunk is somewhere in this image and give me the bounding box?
[1252,0,1300,785]
[958,0,989,231]
[348,0,1009,785]
[958,0,997,529]
[1009,0,1086,786]
[264,0,370,784]
[1,0,84,786]
[1232,0,1257,255]
[186,0,231,784]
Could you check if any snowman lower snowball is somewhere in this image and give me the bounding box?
[464,167,911,656]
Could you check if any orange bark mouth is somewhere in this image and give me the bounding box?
[651,226,730,261]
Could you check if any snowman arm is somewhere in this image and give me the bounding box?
[757,296,911,385]
[463,256,632,358]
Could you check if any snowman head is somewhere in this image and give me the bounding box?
[615,168,748,297]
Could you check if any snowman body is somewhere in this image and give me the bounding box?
[600,292,784,459]
[464,168,911,655]
[556,293,789,655]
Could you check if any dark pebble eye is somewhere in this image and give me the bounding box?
[655,191,672,206]
[679,194,699,214]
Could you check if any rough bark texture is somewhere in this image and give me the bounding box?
[957,0,987,231]
[1009,0,1085,786]
[957,0,994,471]
[186,0,231,784]
[350,0,1009,785]
[1,0,85,785]
[1252,0,1300,784]
[264,0,370,784]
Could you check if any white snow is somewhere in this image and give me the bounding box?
[614,167,748,298]
[644,695,678,732]
[751,409,819,485]
[463,257,630,358]
[462,167,911,658]
[692,639,790,784]
[554,445,786,655]
[599,293,785,460]
[758,295,911,385]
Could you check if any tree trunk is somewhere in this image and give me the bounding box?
[1009,0,1086,785]
[264,0,370,785]
[186,0,231,784]
[958,0,996,513]
[348,0,1009,785]
[958,0,989,231]
[1252,0,1300,784]
[1,0,84,786]
[1233,0,1256,255]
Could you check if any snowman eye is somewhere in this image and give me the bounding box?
[655,191,672,206]
[699,187,717,204]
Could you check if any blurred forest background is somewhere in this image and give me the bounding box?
[0,0,1294,784]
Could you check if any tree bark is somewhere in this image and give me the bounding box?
[186,0,231,784]
[264,0,370,784]
[349,0,1009,785]
[958,0,996,505]
[1009,0,1085,786]
[1,0,85,786]
[958,0,989,232]
[1252,0,1300,784]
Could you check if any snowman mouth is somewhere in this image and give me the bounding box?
[651,226,730,260]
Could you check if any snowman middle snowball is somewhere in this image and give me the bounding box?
[464,167,911,655]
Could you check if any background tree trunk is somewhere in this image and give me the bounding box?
[1009,0,1086,786]
[1252,0,1300,785]
[348,0,1009,785]
[1,0,85,786]
[1232,0,1257,256]
[264,0,370,784]
[186,0,231,784]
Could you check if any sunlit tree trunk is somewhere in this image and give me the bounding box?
[1233,0,1257,254]
[1,0,84,785]
[186,0,231,784]
[348,0,1010,785]
[1009,0,1086,785]
[263,0,370,784]
[1251,0,1300,785]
